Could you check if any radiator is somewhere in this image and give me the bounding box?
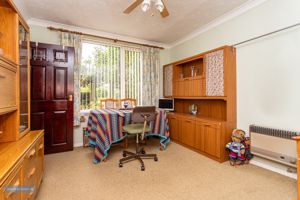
[250,125,299,168]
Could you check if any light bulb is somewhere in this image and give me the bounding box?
[141,0,151,12]
[155,0,164,12]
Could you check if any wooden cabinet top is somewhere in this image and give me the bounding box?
[168,112,225,124]
[0,130,44,185]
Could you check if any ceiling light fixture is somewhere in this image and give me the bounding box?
[155,0,164,12]
[141,0,164,13]
[141,0,151,12]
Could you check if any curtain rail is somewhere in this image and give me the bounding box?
[233,22,300,47]
[47,26,164,50]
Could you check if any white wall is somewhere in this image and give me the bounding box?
[160,0,300,133]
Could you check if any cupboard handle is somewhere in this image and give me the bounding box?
[185,120,192,123]
[25,189,35,200]
[0,131,3,135]
[27,167,36,179]
[38,143,44,151]
[0,74,5,79]
[27,149,36,159]
[5,179,20,198]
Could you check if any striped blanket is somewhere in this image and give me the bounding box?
[86,108,170,164]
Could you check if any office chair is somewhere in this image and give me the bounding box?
[119,106,158,171]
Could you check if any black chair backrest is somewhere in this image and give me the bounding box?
[132,106,156,123]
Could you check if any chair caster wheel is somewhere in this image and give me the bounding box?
[141,150,146,154]
[122,152,126,157]
[154,157,158,162]
[119,163,123,168]
[141,166,145,171]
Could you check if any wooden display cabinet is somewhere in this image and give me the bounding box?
[0,0,31,142]
[165,46,236,162]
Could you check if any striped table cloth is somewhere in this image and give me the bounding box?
[86,108,170,164]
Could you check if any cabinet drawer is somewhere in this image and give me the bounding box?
[0,65,16,114]
[0,165,22,200]
[23,146,37,184]
[23,146,37,200]
[35,137,44,187]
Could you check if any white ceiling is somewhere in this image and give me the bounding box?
[24,0,249,44]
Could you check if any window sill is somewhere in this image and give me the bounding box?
[80,109,91,116]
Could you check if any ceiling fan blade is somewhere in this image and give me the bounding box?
[160,0,169,18]
[123,0,144,14]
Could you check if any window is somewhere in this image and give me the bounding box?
[80,42,142,109]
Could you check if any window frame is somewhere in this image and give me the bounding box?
[80,39,143,110]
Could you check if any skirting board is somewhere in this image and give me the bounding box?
[74,142,83,148]
[250,156,297,179]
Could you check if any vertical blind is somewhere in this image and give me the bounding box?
[80,42,142,109]
[125,50,141,105]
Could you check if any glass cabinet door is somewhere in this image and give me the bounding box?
[19,23,29,133]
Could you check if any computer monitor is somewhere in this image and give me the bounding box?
[158,98,174,111]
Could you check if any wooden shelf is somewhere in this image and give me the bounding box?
[168,112,225,123]
[173,96,227,101]
[0,55,17,70]
[0,106,17,115]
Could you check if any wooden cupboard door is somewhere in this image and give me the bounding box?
[178,80,184,96]
[1,166,22,200]
[23,146,37,200]
[163,65,173,97]
[36,137,44,188]
[0,64,17,114]
[186,79,194,96]
[181,118,195,147]
[183,80,189,96]
[169,115,179,141]
[194,122,205,151]
[205,50,224,96]
[204,124,221,158]
[193,79,201,97]
[173,81,178,97]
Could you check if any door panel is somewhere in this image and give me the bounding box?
[53,111,67,145]
[31,66,46,100]
[30,42,74,154]
[54,67,67,99]
[169,115,179,141]
[195,122,205,151]
[181,118,195,147]
[204,124,221,158]
[31,112,45,130]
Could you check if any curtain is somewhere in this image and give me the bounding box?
[141,47,160,106]
[60,32,82,126]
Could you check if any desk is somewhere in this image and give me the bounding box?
[87,108,170,163]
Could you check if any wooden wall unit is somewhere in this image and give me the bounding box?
[0,130,44,200]
[0,0,31,142]
[0,1,44,199]
[164,46,236,162]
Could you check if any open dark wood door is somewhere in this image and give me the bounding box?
[30,42,74,154]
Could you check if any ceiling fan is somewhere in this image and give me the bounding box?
[124,0,169,18]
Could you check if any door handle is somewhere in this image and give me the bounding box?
[68,95,73,102]
[0,74,5,79]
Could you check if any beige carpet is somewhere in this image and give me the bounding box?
[36,140,297,200]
